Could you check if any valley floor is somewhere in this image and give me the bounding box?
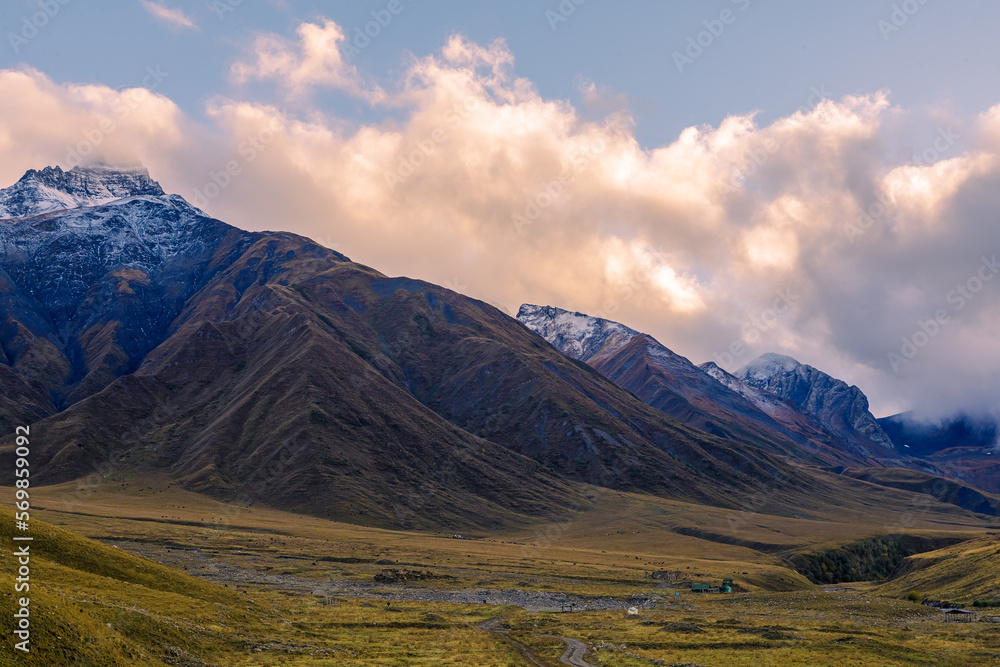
[6,477,1000,665]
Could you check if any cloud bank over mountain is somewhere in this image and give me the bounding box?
[1,18,998,419]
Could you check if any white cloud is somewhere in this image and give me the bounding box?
[2,21,1000,420]
[139,0,197,31]
[230,20,383,102]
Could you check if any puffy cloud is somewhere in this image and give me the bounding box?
[0,67,200,188]
[2,20,1000,421]
[230,19,383,102]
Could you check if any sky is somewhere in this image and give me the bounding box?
[1,0,999,419]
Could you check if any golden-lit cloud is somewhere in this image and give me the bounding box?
[2,20,1000,418]
[883,153,997,221]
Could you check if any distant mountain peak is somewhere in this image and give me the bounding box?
[1,164,166,219]
[738,353,803,380]
[736,352,897,456]
[516,304,638,361]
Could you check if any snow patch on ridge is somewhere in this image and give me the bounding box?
[517,304,638,361]
[0,165,166,219]
[701,361,792,418]
[738,352,802,381]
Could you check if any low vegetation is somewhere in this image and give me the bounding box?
[2,480,998,664]
[790,537,912,584]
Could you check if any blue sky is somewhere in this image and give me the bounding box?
[4,0,1000,147]
[2,1,1000,417]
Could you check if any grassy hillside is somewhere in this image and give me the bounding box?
[878,535,1000,603]
[836,466,1000,516]
[0,506,248,666]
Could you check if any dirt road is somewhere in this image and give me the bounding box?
[480,619,598,667]
[541,634,599,666]
[479,619,548,667]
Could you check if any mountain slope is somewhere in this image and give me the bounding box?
[517,304,870,467]
[0,165,259,405]
[1,165,848,530]
[834,467,1000,516]
[736,353,900,461]
[699,361,872,462]
[879,412,998,458]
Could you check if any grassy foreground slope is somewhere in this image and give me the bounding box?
[878,534,1000,603]
[0,506,246,666]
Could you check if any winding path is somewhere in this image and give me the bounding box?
[540,634,599,666]
[480,619,598,666]
[479,619,547,666]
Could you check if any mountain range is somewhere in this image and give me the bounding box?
[1,165,997,533]
[517,305,999,495]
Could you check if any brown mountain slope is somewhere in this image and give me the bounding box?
[587,334,865,467]
[835,467,1000,516]
[5,230,871,529]
[19,242,585,530]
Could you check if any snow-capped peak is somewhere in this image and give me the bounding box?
[0,165,235,297]
[517,304,638,361]
[737,353,803,381]
[0,164,166,219]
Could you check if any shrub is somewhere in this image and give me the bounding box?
[793,537,912,584]
[905,590,923,603]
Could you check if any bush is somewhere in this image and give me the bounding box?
[905,590,923,603]
[793,537,912,584]
[972,599,1000,607]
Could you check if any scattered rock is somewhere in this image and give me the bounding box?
[374,569,437,583]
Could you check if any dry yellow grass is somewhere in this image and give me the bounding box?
[877,534,1000,602]
[5,477,1000,665]
[507,587,1000,666]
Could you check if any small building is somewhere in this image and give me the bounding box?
[942,609,978,623]
[691,578,735,593]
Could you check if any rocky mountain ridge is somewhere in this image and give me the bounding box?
[735,353,898,459]
[516,305,895,468]
[0,164,166,219]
